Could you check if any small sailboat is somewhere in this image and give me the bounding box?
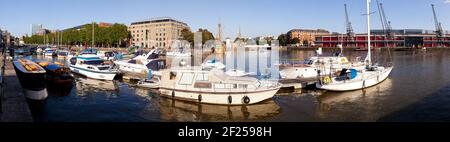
[316,0,393,91]
[13,59,48,100]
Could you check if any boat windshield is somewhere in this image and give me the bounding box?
[304,60,314,65]
[84,60,104,65]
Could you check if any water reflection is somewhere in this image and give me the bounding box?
[159,98,281,122]
[75,77,119,96]
[318,78,393,105]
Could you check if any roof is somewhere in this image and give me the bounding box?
[130,17,188,26]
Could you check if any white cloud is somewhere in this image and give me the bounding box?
[445,0,450,4]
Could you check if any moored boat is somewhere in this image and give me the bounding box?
[43,48,56,56]
[36,61,74,87]
[159,67,281,105]
[68,54,118,81]
[113,49,165,75]
[13,59,48,100]
[315,0,393,92]
[278,56,364,79]
[57,50,69,58]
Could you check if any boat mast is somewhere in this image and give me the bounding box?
[92,22,95,48]
[366,0,372,65]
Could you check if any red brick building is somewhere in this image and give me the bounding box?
[315,29,450,48]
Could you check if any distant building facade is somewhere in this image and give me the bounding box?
[315,29,450,48]
[0,28,3,47]
[31,24,43,35]
[128,17,190,48]
[1,30,12,45]
[287,29,330,46]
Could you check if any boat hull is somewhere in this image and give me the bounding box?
[13,61,48,100]
[159,88,280,105]
[23,89,48,100]
[69,66,117,81]
[316,67,393,91]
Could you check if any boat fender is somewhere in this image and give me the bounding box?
[242,96,250,104]
[172,91,175,98]
[323,76,332,84]
[198,94,202,102]
[228,96,232,104]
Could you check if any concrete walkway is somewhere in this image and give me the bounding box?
[0,54,33,122]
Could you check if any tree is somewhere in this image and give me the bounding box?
[291,38,300,44]
[303,40,309,46]
[278,34,288,46]
[181,28,194,44]
[198,28,215,44]
[181,28,215,45]
[23,23,130,48]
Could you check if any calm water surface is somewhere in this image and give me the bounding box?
[27,48,450,122]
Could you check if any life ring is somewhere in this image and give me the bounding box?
[242,96,250,104]
[228,96,233,104]
[323,76,332,84]
[198,94,202,102]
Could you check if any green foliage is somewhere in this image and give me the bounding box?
[180,28,215,45]
[23,23,129,47]
[277,34,288,46]
[291,38,300,44]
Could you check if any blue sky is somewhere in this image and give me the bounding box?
[0,0,449,37]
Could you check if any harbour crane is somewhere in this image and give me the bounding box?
[376,0,393,47]
[344,4,354,43]
[431,4,444,47]
[431,4,444,45]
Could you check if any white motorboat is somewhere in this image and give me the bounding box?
[166,48,191,57]
[113,49,165,75]
[97,50,117,61]
[316,0,393,91]
[159,67,281,105]
[137,77,160,89]
[36,47,43,55]
[43,48,56,56]
[279,56,364,79]
[68,54,118,81]
[57,50,69,58]
[201,59,225,70]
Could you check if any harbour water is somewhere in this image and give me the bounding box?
[25,48,450,122]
